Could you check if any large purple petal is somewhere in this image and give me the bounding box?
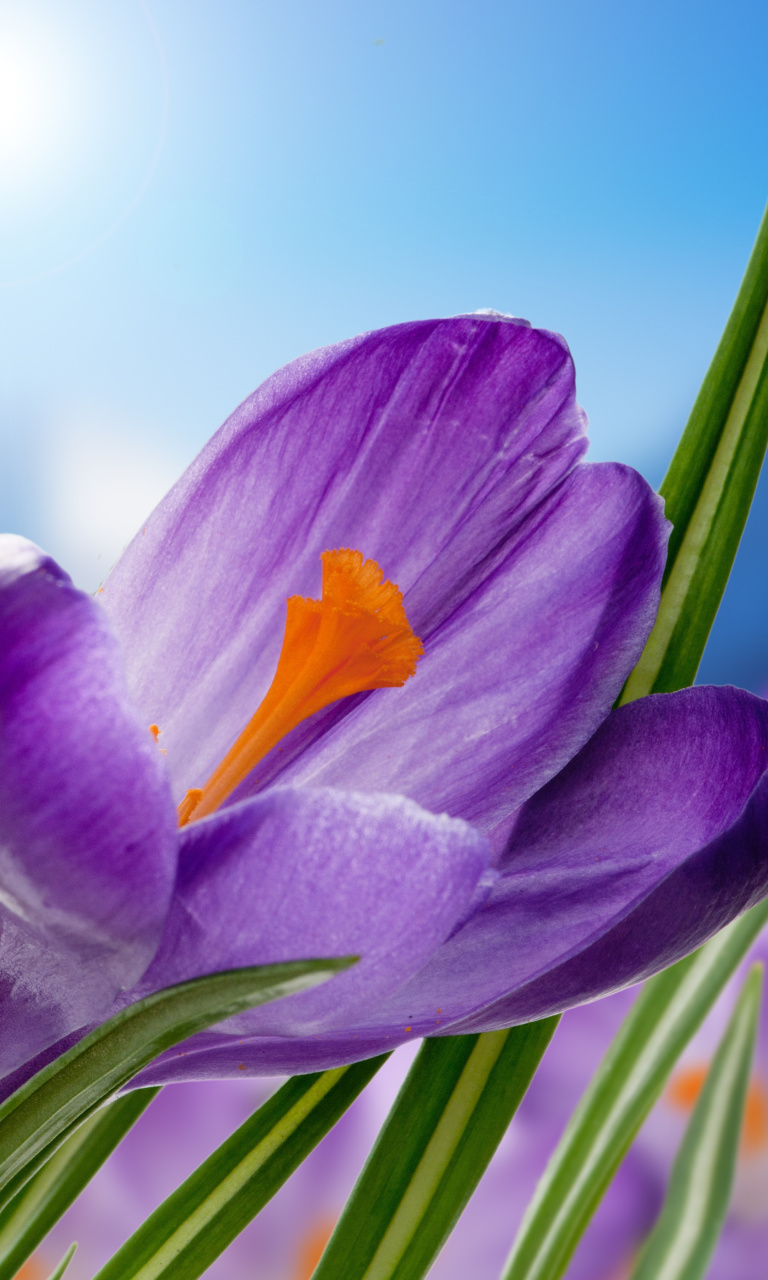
[123,785,489,1038]
[100,317,589,802]
[129,685,768,1085]
[0,537,177,1074]
[382,685,768,1034]
[100,317,666,845]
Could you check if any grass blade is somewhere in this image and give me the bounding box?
[311,1020,558,1280]
[621,198,768,700]
[498,898,768,1280]
[0,957,351,1204]
[92,1056,388,1280]
[631,965,762,1280]
[0,1089,159,1280]
[46,1242,77,1280]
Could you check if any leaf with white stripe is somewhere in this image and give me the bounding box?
[47,1242,77,1280]
[91,1055,388,1280]
[0,1090,159,1280]
[0,958,350,1208]
[622,198,768,700]
[499,898,768,1280]
[311,1020,559,1280]
[631,964,762,1280]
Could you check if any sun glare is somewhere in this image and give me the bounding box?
[0,40,59,176]
[0,3,167,285]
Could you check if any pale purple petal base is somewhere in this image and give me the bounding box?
[0,537,177,1073]
[124,785,490,1036]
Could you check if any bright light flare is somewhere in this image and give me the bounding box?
[0,42,47,153]
[0,33,74,195]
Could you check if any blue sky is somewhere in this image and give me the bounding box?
[1,0,767,685]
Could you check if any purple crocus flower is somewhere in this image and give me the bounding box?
[3,312,768,1090]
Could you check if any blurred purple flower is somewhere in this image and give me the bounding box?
[37,1059,415,1280]
[3,313,768,1090]
[40,939,768,1280]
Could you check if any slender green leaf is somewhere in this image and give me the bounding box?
[0,1089,159,1280]
[47,1241,77,1280]
[630,964,762,1280]
[311,1020,558,1280]
[499,897,768,1280]
[92,1055,388,1280]
[621,198,768,700]
[0,957,352,1205]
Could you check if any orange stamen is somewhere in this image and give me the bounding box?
[149,724,161,742]
[178,549,422,826]
[667,1062,768,1155]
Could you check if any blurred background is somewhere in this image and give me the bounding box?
[2,0,767,688]
[3,1,768,1276]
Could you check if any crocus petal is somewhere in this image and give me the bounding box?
[100,317,590,801]
[273,460,667,842]
[125,785,490,1038]
[130,685,768,1085]
[377,685,768,1034]
[0,537,177,1074]
[101,317,666,844]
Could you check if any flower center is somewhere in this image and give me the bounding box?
[667,1062,768,1155]
[177,549,423,826]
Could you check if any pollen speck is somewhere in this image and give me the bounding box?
[178,789,203,825]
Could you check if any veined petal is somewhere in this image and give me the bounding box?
[0,537,177,1074]
[128,684,768,1081]
[124,785,490,1037]
[100,316,588,801]
[128,686,768,1084]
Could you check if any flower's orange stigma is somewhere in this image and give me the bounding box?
[178,549,423,826]
[667,1062,768,1155]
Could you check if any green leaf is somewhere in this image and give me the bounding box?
[311,1020,559,1280]
[630,964,762,1280]
[46,1241,77,1280]
[498,897,768,1280]
[0,957,352,1206]
[621,198,768,700]
[92,1055,388,1280]
[0,1089,159,1280]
